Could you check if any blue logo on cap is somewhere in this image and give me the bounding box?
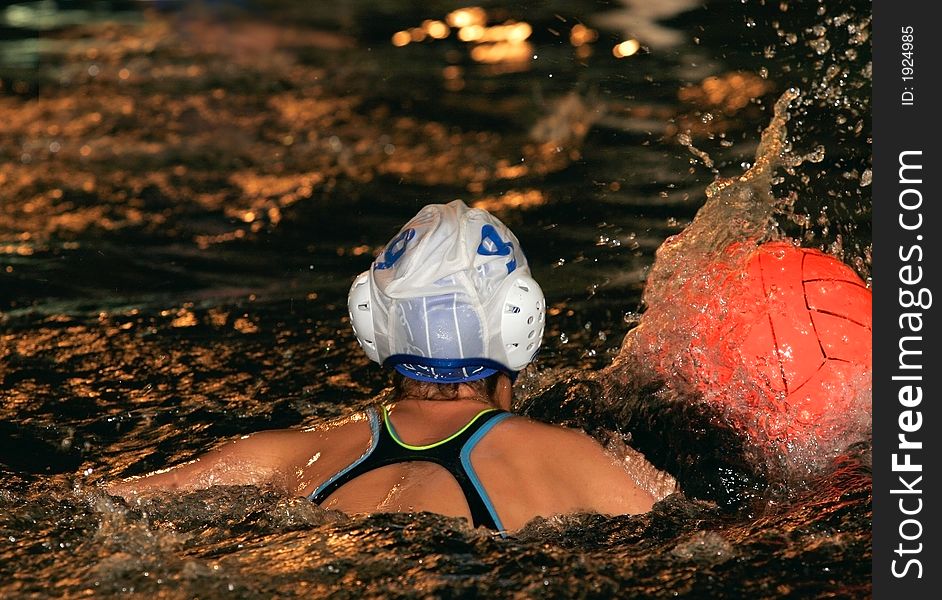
[477,224,516,274]
[374,228,415,270]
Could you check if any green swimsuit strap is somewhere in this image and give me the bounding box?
[380,405,499,450]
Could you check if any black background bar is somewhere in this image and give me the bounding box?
[873,0,940,596]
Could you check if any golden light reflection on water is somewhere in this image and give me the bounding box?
[446,7,487,29]
[390,30,410,47]
[678,72,773,113]
[392,6,600,69]
[471,189,545,214]
[424,20,449,40]
[612,39,641,58]
[666,71,775,143]
[1,15,600,252]
[461,21,532,44]
[0,244,34,256]
[569,23,597,47]
[170,308,198,328]
[407,11,534,68]
[469,41,532,65]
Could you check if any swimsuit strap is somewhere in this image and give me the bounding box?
[308,407,383,503]
[309,406,513,531]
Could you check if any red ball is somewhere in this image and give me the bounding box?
[687,242,872,442]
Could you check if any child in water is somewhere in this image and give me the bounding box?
[109,201,657,533]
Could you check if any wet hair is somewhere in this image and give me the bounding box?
[392,372,505,407]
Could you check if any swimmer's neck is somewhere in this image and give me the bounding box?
[390,375,513,413]
[388,396,502,417]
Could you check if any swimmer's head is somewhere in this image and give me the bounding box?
[348,200,545,383]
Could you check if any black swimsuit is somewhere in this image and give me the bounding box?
[308,406,513,532]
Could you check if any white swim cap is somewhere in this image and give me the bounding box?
[348,200,545,383]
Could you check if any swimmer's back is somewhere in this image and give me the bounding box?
[297,405,655,532]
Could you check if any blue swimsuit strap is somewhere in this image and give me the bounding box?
[459,411,514,533]
[307,407,382,502]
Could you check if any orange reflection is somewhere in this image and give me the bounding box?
[613,40,640,58]
[423,20,449,39]
[394,7,535,68]
[446,7,487,29]
[471,189,545,212]
[570,24,597,47]
[457,25,484,42]
[469,41,533,64]
[391,31,410,47]
[0,12,601,253]
[678,72,772,113]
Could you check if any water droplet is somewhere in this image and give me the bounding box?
[809,37,831,55]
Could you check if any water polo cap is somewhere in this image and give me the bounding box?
[348,200,545,383]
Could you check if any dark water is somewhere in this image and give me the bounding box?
[1,0,871,597]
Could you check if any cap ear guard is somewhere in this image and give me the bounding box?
[500,275,545,371]
[348,271,380,363]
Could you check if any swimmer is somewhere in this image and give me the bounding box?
[108,201,656,533]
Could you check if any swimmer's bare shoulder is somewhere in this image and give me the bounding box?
[473,416,656,530]
[106,411,372,499]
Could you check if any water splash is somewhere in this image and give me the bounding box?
[591,89,870,507]
[676,132,715,171]
[757,1,872,273]
[641,88,800,309]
